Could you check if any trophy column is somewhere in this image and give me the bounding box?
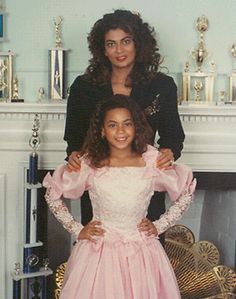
[49,48,68,100]
[48,16,69,101]
[11,115,52,299]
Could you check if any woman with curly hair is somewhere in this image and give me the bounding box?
[64,10,185,243]
[44,95,195,298]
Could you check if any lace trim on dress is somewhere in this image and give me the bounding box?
[45,187,83,238]
[153,181,195,235]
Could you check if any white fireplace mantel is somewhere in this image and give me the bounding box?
[1,101,236,298]
[178,104,236,172]
[0,101,236,171]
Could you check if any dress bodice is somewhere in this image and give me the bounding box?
[43,145,196,241]
[89,167,154,239]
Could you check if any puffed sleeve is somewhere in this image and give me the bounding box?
[42,159,92,238]
[143,145,196,235]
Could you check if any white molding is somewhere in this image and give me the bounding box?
[179,104,236,116]
[0,174,6,299]
[0,102,66,113]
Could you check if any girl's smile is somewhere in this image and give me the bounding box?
[102,108,135,152]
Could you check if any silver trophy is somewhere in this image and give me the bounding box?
[48,16,69,101]
[37,87,45,102]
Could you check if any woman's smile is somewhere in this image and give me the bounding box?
[104,28,136,70]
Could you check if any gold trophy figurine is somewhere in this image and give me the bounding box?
[194,80,203,102]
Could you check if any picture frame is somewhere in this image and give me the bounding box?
[0,10,6,41]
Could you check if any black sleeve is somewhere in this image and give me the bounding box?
[156,77,185,160]
[64,76,95,157]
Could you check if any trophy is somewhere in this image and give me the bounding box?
[11,115,52,299]
[0,51,14,101]
[37,87,45,102]
[229,43,236,103]
[182,16,215,104]
[48,16,69,101]
[191,15,209,72]
[11,75,24,102]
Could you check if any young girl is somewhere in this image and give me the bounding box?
[43,94,196,299]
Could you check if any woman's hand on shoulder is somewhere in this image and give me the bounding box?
[78,221,105,243]
[156,148,174,170]
[66,151,81,172]
[138,218,158,237]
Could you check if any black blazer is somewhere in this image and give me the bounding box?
[64,72,185,159]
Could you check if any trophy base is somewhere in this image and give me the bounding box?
[224,101,235,105]
[181,100,216,106]
[11,98,24,103]
[50,97,66,103]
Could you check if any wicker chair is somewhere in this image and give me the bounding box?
[165,225,236,298]
[54,225,236,298]
[54,262,67,299]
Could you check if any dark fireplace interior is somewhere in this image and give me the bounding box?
[37,170,71,298]
[194,172,236,270]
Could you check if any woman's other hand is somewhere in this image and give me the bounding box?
[138,218,158,237]
[78,221,105,243]
[66,151,81,172]
[156,148,174,170]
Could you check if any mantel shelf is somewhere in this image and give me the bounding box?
[0,100,236,172]
[1,101,236,116]
[0,101,66,114]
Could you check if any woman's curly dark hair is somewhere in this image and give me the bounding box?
[81,94,154,168]
[86,9,161,86]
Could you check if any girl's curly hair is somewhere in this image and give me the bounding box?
[86,9,161,86]
[81,94,154,168]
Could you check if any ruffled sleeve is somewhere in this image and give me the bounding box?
[42,158,92,238]
[143,145,197,235]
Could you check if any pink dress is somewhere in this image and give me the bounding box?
[43,145,196,299]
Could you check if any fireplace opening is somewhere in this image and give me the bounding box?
[37,170,72,298]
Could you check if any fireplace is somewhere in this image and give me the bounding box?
[172,172,236,269]
[0,102,236,298]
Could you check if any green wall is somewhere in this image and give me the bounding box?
[2,0,236,101]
